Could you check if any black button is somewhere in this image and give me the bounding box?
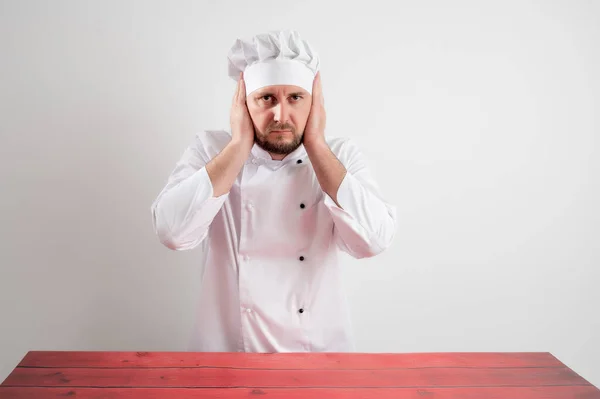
[299,256,305,261]
[297,159,302,164]
[299,308,304,314]
[300,203,305,209]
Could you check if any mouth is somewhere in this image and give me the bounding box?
[270,130,292,134]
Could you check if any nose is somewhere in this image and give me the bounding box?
[272,102,289,123]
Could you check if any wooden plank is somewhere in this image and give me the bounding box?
[16,351,564,369]
[2,366,589,388]
[1,386,600,399]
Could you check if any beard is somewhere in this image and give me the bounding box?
[254,122,303,155]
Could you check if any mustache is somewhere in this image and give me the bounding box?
[267,123,295,133]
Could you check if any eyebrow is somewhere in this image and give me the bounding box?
[255,91,307,98]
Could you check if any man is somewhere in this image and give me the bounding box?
[151,30,397,353]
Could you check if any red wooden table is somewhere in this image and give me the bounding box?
[1,351,598,398]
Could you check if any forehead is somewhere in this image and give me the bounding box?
[250,85,310,97]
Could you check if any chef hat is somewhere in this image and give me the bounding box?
[227,30,320,96]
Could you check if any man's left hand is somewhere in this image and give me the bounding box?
[303,71,326,148]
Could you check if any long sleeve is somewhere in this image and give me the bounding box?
[151,132,229,251]
[323,138,397,258]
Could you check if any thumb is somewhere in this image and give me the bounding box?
[238,72,247,104]
[239,80,247,104]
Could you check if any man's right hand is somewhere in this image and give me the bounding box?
[206,73,255,197]
[230,72,255,149]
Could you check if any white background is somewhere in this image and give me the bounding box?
[1,0,598,387]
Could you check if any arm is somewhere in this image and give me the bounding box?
[151,132,251,250]
[206,138,253,197]
[151,75,255,250]
[303,72,396,259]
[304,138,347,207]
[307,137,397,259]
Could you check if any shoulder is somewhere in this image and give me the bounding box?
[325,136,362,161]
[191,129,232,159]
[195,129,231,147]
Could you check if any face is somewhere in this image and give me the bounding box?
[246,85,312,158]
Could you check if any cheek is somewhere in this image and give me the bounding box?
[248,109,267,130]
[295,106,311,129]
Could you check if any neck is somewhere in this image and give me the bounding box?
[269,152,287,161]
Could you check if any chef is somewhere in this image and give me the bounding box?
[151,30,397,352]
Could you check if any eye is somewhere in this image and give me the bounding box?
[261,95,273,102]
[291,95,303,101]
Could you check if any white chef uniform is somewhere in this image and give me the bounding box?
[150,30,397,352]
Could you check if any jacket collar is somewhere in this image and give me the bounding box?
[250,142,307,169]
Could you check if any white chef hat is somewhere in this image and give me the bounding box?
[227,30,320,96]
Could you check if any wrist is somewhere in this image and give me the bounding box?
[303,136,327,152]
[229,136,254,152]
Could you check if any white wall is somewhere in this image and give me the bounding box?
[1,0,598,387]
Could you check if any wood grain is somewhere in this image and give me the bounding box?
[2,366,588,388]
[2,351,598,399]
[2,386,600,399]
[15,351,564,369]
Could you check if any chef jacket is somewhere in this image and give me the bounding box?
[151,130,397,352]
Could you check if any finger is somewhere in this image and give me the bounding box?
[312,72,324,106]
[238,76,247,105]
[233,73,242,105]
